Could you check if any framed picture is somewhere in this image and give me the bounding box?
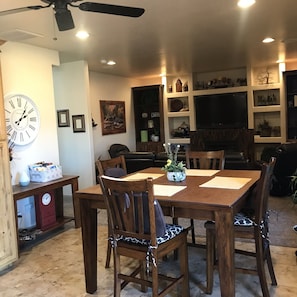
[72,114,86,133]
[57,109,70,127]
[100,100,126,135]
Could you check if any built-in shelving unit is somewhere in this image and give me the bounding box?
[163,64,286,160]
[132,85,165,153]
[284,70,297,141]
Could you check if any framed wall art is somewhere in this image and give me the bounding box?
[100,100,126,135]
[57,109,70,127]
[72,114,86,133]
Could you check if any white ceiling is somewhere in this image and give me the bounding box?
[1,0,297,78]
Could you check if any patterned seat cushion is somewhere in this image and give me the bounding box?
[206,211,254,227]
[120,224,184,246]
[234,212,254,226]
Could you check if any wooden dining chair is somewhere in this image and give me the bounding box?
[185,150,225,244]
[204,157,277,297]
[99,175,189,297]
[96,155,127,180]
[96,155,127,268]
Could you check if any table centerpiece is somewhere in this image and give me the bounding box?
[162,143,186,182]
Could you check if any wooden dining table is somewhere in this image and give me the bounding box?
[74,167,261,297]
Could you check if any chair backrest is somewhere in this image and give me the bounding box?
[253,157,276,224]
[108,143,130,158]
[99,176,161,247]
[186,150,225,170]
[96,155,127,178]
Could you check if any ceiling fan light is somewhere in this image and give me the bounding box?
[237,0,256,8]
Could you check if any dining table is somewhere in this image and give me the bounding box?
[74,167,261,297]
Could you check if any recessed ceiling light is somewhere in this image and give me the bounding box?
[75,31,89,40]
[237,0,256,8]
[107,60,116,66]
[262,37,275,43]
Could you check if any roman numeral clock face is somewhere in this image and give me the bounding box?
[5,94,40,146]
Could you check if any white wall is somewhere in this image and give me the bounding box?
[90,73,163,161]
[1,42,60,185]
[90,72,136,161]
[53,61,95,189]
[1,41,162,188]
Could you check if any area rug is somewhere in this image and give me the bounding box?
[97,195,297,248]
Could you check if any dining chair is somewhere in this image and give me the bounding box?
[185,150,225,244]
[99,175,189,297]
[204,157,277,297]
[96,155,127,180]
[96,155,127,268]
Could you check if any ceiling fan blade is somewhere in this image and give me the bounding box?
[55,9,75,31]
[0,6,46,17]
[78,2,145,18]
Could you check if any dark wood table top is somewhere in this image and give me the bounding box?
[13,175,79,200]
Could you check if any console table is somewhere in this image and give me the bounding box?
[12,175,79,251]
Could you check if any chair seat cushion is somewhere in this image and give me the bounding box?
[206,212,254,228]
[120,224,184,246]
[233,212,254,226]
[105,167,126,178]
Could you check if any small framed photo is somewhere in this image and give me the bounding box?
[57,109,70,127]
[72,114,86,133]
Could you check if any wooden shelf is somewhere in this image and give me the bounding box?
[13,175,79,252]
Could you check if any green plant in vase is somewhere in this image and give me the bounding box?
[162,143,186,182]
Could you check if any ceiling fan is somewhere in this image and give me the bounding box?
[0,0,145,31]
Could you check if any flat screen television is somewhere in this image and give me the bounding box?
[194,92,248,129]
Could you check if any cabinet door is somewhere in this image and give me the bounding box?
[132,85,164,144]
[0,57,18,271]
[285,71,297,140]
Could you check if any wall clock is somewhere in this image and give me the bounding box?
[35,191,57,231]
[4,94,40,146]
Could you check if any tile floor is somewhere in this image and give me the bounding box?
[1,219,297,297]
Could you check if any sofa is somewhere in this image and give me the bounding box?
[107,143,252,174]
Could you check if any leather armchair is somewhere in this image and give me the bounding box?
[270,142,297,197]
[120,152,155,174]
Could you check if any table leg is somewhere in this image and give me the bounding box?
[71,179,80,228]
[79,198,98,293]
[214,210,235,297]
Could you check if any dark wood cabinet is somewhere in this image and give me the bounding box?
[284,71,297,140]
[132,85,165,152]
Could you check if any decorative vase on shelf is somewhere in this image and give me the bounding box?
[167,171,186,182]
[176,79,183,92]
[19,171,30,187]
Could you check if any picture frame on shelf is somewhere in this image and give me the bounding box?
[57,109,70,127]
[72,114,86,133]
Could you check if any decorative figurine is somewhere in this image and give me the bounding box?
[176,79,182,92]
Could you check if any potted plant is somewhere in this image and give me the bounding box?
[162,143,186,182]
[258,119,272,137]
[290,169,297,204]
